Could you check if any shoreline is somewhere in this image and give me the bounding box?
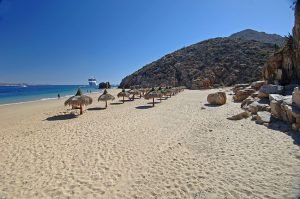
[0,96,72,107]
[0,86,120,106]
[0,91,102,107]
[0,87,124,108]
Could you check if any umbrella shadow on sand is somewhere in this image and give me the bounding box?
[46,113,78,121]
[110,100,133,105]
[87,107,106,111]
[135,105,154,110]
[147,102,160,105]
[110,102,124,105]
[122,99,134,102]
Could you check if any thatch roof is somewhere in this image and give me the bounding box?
[138,88,147,92]
[163,88,173,96]
[98,89,115,101]
[144,88,163,100]
[128,89,140,95]
[64,95,93,107]
[117,89,130,98]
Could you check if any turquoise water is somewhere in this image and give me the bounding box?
[0,85,101,105]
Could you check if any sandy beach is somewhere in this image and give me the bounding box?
[0,88,300,198]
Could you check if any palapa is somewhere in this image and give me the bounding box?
[64,95,92,115]
[144,88,163,107]
[128,89,141,100]
[138,88,147,97]
[117,89,130,103]
[164,87,173,98]
[98,89,115,108]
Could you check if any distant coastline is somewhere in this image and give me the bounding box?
[0,82,28,87]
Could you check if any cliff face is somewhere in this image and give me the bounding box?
[263,0,300,85]
[120,37,278,89]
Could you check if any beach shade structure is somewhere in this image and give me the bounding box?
[172,87,180,96]
[144,88,152,96]
[159,87,170,99]
[128,89,141,100]
[138,88,147,98]
[164,87,173,98]
[157,87,164,101]
[64,95,93,115]
[98,89,115,108]
[144,88,163,107]
[117,89,130,103]
[178,86,185,93]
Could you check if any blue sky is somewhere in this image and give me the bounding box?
[0,0,294,85]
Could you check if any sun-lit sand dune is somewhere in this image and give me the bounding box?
[0,89,300,198]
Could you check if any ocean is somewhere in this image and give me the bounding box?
[0,85,101,105]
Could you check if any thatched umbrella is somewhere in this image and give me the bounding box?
[157,87,164,101]
[128,89,141,100]
[172,87,179,96]
[144,88,163,107]
[178,86,186,92]
[64,89,93,115]
[164,87,173,98]
[138,88,147,97]
[98,89,115,108]
[117,89,130,103]
[158,87,170,99]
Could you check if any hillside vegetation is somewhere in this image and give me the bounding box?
[120,30,284,89]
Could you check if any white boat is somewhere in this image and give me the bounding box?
[88,78,97,87]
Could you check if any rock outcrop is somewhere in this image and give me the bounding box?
[120,30,282,89]
[230,79,300,132]
[269,94,294,123]
[256,111,272,124]
[248,101,270,114]
[229,1,300,131]
[233,88,256,102]
[232,81,265,102]
[263,1,300,85]
[292,87,300,107]
[251,81,265,90]
[98,82,111,89]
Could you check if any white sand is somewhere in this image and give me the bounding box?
[0,89,300,198]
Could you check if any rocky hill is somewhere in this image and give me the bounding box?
[230,29,286,46]
[120,36,281,89]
